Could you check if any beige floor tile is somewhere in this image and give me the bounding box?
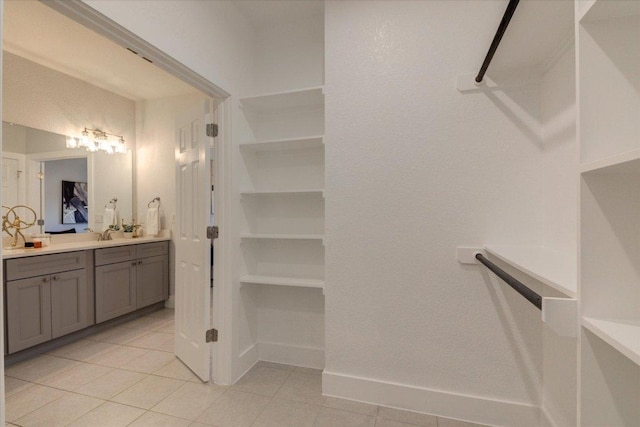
[375,418,422,427]
[148,308,176,320]
[323,396,379,416]
[15,392,103,426]
[122,315,173,331]
[253,399,321,427]
[153,358,202,383]
[85,325,125,342]
[42,363,113,391]
[313,406,376,427]
[75,368,147,399]
[377,406,437,427]
[437,418,487,427]
[5,355,81,383]
[121,349,176,373]
[67,401,146,427]
[130,411,191,427]
[89,345,149,368]
[256,361,297,371]
[56,339,120,362]
[275,372,325,405]
[5,384,68,422]
[152,381,226,420]
[4,376,34,397]
[295,366,323,375]
[111,375,185,409]
[47,339,94,356]
[189,423,211,427]
[101,326,153,345]
[154,359,201,382]
[157,320,175,333]
[127,331,174,351]
[196,389,270,427]
[231,366,291,396]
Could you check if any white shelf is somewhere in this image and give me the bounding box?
[240,189,324,197]
[241,233,324,241]
[580,148,640,174]
[240,86,324,112]
[239,135,324,152]
[484,245,577,298]
[580,0,640,23]
[240,275,324,290]
[582,317,640,366]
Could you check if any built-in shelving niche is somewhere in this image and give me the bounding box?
[238,87,326,369]
[578,2,640,425]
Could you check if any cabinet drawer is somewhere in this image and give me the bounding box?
[5,251,86,281]
[95,245,137,266]
[136,241,168,259]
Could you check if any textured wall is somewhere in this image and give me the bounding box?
[324,0,546,415]
[2,52,135,146]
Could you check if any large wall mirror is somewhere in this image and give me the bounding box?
[2,122,133,234]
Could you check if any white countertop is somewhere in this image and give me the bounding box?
[2,233,171,259]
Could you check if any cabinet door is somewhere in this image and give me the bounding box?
[95,260,137,323]
[6,276,52,353]
[136,255,169,309]
[51,270,88,339]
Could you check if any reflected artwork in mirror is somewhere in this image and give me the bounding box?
[62,180,88,224]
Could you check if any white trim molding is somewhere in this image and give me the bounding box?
[322,371,540,427]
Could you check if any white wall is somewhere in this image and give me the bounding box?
[44,158,87,232]
[2,52,135,147]
[540,43,577,427]
[2,52,135,229]
[252,13,324,94]
[324,2,547,425]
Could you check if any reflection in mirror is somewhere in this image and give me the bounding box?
[2,122,133,234]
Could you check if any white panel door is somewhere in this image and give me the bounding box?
[175,100,213,381]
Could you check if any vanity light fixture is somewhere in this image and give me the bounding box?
[66,127,127,155]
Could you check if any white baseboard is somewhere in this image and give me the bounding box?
[258,341,324,369]
[235,343,259,383]
[322,371,539,427]
[164,295,175,308]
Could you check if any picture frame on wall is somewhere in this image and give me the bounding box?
[62,180,88,224]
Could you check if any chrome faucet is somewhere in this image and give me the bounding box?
[98,229,112,241]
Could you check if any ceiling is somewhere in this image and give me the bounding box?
[3,0,570,102]
[2,0,196,101]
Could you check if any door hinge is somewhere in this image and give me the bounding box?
[207,226,219,239]
[206,123,218,138]
[206,328,218,343]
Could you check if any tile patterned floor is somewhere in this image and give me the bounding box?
[4,309,485,427]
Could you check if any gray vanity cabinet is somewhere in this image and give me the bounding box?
[95,241,168,323]
[95,256,137,323]
[6,275,52,353]
[4,251,89,354]
[136,254,169,308]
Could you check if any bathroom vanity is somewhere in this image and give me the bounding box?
[3,236,170,354]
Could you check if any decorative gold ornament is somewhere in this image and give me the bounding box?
[2,205,37,248]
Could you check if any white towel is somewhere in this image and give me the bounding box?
[146,207,160,236]
[102,208,119,232]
